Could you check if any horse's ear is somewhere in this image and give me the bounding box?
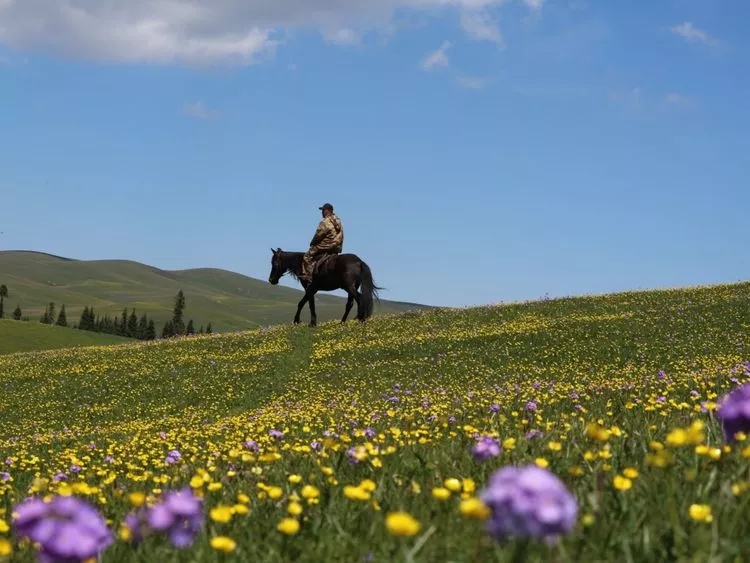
[271,247,276,254]
[276,247,282,253]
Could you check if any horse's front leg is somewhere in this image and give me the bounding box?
[294,291,310,325]
[308,291,318,327]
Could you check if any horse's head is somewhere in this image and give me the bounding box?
[268,248,284,285]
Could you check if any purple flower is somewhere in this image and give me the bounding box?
[525,429,543,440]
[717,382,750,441]
[0,472,9,482]
[12,495,114,562]
[269,429,284,440]
[479,465,578,542]
[490,403,500,413]
[472,436,501,462]
[125,488,204,548]
[165,450,182,465]
[364,427,376,439]
[525,401,538,412]
[243,440,259,452]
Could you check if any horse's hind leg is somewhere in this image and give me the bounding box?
[341,293,355,323]
[342,282,361,323]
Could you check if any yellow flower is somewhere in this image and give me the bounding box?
[613,476,632,491]
[622,467,639,479]
[459,498,490,519]
[548,441,562,451]
[343,485,371,501]
[128,492,146,507]
[688,504,713,523]
[0,538,11,556]
[0,521,8,534]
[534,458,549,468]
[288,474,303,484]
[432,487,451,500]
[277,518,300,535]
[444,478,462,492]
[210,536,237,553]
[233,504,249,515]
[585,423,611,442]
[581,514,595,527]
[288,502,303,516]
[209,505,234,523]
[207,482,223,492]
[386,511,421,537]
[301,485,320,499]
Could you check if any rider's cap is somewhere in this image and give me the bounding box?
[319,203,334,211]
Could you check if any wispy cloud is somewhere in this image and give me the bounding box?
[664,92,695,109]
[460,10,503,44]
[611,87,643,111]
[669,22,719,47]
[420,40,451,71]
[182,101,218,120]
[455,75,489,90]
[322,28,360,46]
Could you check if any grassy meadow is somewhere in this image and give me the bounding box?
[0,320,131,355]
[0,281,749,561]
[0,251,427,333]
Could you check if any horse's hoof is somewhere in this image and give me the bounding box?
[293,319,300,325]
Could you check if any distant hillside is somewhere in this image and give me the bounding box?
[0,319,130,355]
[0,251,429,333]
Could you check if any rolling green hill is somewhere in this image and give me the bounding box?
[0,250,429,334]
[0,319,131,355]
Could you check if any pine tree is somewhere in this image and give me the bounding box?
[147,319,156,340]
[199,325,204,334]
[79,306,88,330]
[138,313,149,340]
[186,319,195,335]
[0,284,6,319]
[127,309,138,338]
[56,305,68,327]
[206,322,212,334]
[162,320,174,339]
[12,305,21,321]
[172,290,186,335]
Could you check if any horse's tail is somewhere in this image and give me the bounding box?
[359,260,382,319]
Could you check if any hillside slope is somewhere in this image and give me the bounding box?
[0,250,428,332]
[0,280,748,561]
[0,319,131,355]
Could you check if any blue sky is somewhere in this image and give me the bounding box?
[1,0,748,307]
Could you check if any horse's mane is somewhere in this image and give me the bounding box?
[279,250,305,281]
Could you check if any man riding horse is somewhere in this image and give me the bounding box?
[299,203,344,282]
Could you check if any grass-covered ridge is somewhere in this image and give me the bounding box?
[0,281,749,561]
[0,250,427,333]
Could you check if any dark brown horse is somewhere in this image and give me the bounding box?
[268,248,382,326]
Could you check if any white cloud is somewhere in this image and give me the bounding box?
[460,9,503,44]
[669,22,719,47]
[0,0,543,65]
[182,101,218,119]
[421,40,451,71]
[322,28,360,45]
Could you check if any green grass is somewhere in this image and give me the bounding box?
[0,250,429,334]
[0,319,131,354]
[0,280,749,561]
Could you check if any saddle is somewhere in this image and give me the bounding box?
[312,253,338,273]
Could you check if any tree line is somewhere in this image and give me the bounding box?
[0,285,212,340]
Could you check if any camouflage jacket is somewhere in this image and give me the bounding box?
[310,214,344,252]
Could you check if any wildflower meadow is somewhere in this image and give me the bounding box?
[0,281,749,562]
